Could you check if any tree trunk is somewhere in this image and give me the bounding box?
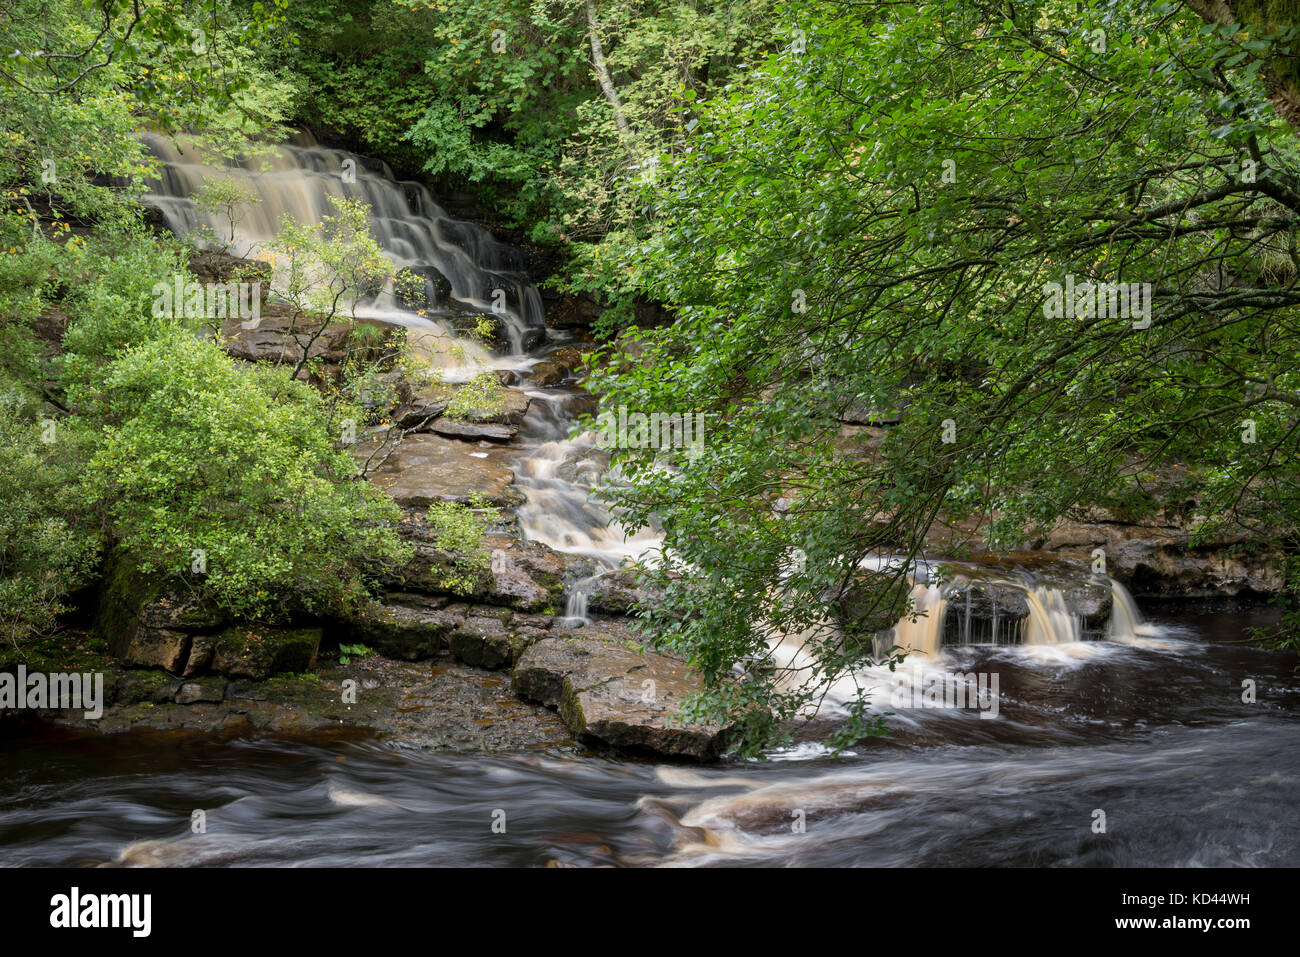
[586,0,632,137]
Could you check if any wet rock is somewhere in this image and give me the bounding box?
[345,595,465,660]
[175,677,227,705]
[585,568,658,617]
[356,433,517,508]
[838,397,904,426]
[188,248,271,287]
[429,419,518,442]
[119,629,191,673]
[96,555,227,673]
[46,650,574,753]
[448,607,547,670]
[483,387,533,427]
[936,580,1031,646]
[528,361,568,387]
[512,632,729,760]
[210,626,321,680]
[382,530,563,614]
[216,657,573,751]
[482,533,566,613]
[412,384,531,427]
[112,671,182,706]
[219,309,348,365]
[527,348,589,387]
[520,328,548,353]
[395,396,448,430]
[546,292,603,329]
[1040,518,1286,599]
[937,562,1112,644]
[182,633,218,678]
[512,613,555,631]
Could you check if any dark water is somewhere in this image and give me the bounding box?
[1,609,1297,867]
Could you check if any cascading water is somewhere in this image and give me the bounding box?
[139,131,545,356]
[139,130,1163,689]
[505,386,665,616]
[1109,577,1145,639]
[141,130,661,618]
[890,582,949,659]
[1023,585,1081,645]
[869,571,1151,664]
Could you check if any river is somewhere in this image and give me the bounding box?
[3,606,1297,867]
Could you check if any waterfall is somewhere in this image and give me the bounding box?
[560,576,596,628]
[1108,577,1145,639]
[138,131,546,355]
[889,583,948,658]
[1023,585,1080,645]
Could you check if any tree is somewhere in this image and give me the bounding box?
[586,0,1300,754]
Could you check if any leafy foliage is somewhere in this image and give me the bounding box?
[426,493,500,595]
[586,0,1300,751]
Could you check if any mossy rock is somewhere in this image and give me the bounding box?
[344,596,464,660]
[94,552,226,665]
[113,670,182,706]
[210,626,321,680]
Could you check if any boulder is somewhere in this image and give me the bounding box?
[383,527,566,614]
[481,533,566,612]
[448,607,547,670]
[174,677,227,705]
[409,384,531,427]
[396,395,448,430]
[188,248,271,287]
[219,309,348,365]
[527,361,568,387]
[512,631,729,760]
[120,628,191,673]
[182,633,219,678]
[345,595,465,660]
[546,292,604,329]
[585,568,657,617]
[210,626,321,680]
[527,347,589,387]
[112,671,182,705]
[429,419,518,442]
[356,433,517,508]
[95,555,226,673]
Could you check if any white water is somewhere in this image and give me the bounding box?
[139,131,545,355]
[1023,584,1080,645]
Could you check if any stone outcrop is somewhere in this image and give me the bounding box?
[378,523,566,614]
[355,433,519,508]
[1037,511,1286,600]
[94,554,322,680]
[207,626,321,680]
[345,594,466,660]
[513,630,729,760]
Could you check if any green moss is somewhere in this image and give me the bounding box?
[0,630,115,674]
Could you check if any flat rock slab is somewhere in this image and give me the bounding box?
[512,632,729,761]
[64,657,574,752]
[357,433,516,508]
[430,419,518,442]
[415,384,532,426]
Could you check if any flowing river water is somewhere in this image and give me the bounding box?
[2,137,1298,868]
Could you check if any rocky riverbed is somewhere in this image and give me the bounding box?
[5,249,1290,764]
